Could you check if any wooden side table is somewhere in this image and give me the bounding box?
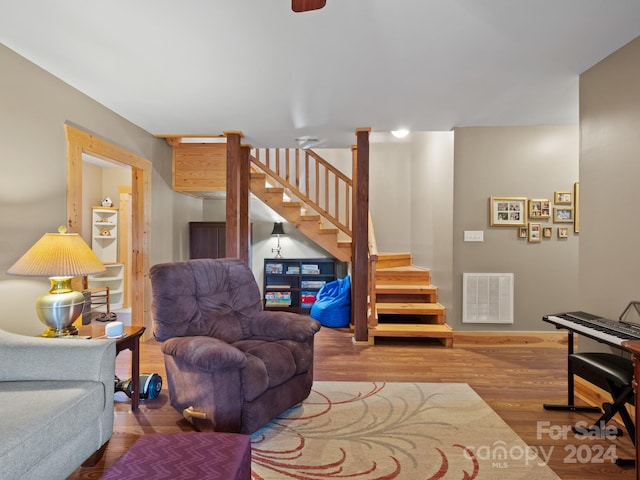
[622,339,640,479]
[80,325,146,411]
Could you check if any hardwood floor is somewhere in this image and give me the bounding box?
[69,327,635,479]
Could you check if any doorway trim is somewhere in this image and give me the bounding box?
[65,124,152,331]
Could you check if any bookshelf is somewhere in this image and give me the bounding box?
[263,258,337,313]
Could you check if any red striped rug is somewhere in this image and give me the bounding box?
[251,382,561,480]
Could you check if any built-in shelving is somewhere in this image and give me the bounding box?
[91,207,118,264]
[263,258,337,314]
[88,206,124,311]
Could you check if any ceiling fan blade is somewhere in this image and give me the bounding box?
[292,0,326,13]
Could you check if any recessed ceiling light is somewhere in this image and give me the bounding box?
[391,129,410,139]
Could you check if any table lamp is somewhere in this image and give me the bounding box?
[271,222,285,258]
[7,226,106,337]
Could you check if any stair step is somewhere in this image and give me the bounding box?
[376,284,438,303]
[375,266,431,284]
[376,284,437,295]
[301,214,321,221]
[281,201,304,209]
[319,228,338,235]
[376,302,445,316]
[376,252,412,269]
[368,323,453,347]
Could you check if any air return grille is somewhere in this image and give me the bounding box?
[462,273,514,324]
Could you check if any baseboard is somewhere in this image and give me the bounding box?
[453,331,568,347]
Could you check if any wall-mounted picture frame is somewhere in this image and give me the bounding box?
[528,223,541,242]
[542,227,552,238]
[553,207,574,223]
[554,191,572,204]
[528,199,550,219]
[574,182,580,233]
[558,227,569,238]
[518,226,528,238]
[490,196,527,227]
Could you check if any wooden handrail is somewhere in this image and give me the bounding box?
[251,148,352,236]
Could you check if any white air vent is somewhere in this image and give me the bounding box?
[463,273,514,324]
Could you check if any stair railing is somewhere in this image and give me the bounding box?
[251,148,352,237]
[368,211,379,327]
[252,147,378,329]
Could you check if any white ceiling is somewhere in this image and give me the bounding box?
[2,0,640,148]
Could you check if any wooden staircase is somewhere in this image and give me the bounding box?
[249,171,351,262]
[249,148,454,347]
[369,252,453,347]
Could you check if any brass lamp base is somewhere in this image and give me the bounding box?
[36,277,85,337]
[39,325,79,337]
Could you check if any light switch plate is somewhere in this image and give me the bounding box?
[464,230,484,242]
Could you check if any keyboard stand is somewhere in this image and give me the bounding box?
[543,330,602,412]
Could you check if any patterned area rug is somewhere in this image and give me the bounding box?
[251,382,560,480]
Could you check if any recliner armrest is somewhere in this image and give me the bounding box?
[250,311,321,342]
[162,336,248,372]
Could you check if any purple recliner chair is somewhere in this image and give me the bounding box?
[150,258,321,434]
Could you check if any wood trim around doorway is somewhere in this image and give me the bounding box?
[65,124,152,333]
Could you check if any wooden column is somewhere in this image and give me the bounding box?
[224,131,243,259]
[239,145,251,266]
[352,128,371,343]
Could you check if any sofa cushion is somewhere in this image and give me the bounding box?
[0,381,105,479]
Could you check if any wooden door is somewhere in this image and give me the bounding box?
[189,222,226,259]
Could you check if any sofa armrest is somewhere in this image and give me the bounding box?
[0,329,116,384]
[250,311,321,342]
[162,336,247,372]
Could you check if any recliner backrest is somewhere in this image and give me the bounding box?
[150,258,262,342]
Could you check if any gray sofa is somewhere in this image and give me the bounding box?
[0,328,116,480]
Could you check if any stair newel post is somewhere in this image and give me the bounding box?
[352,128,371,343]
[239,144,251,266]
[224,131,243,259]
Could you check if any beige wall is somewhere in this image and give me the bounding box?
[411,132,455,320]
[0,38,595,336]
[0,44,202,335]
[579,36,640,332]
[370,142,413,253]
[453,126,579,331]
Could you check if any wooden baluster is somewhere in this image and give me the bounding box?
[285,149,290,184]
[315,157,320,208]
[305,151,310,200]
[295,149,300,192]
[335,174,340,226]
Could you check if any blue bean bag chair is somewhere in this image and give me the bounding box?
[310,275,351,327]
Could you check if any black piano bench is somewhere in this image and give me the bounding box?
[569,352,635,466]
